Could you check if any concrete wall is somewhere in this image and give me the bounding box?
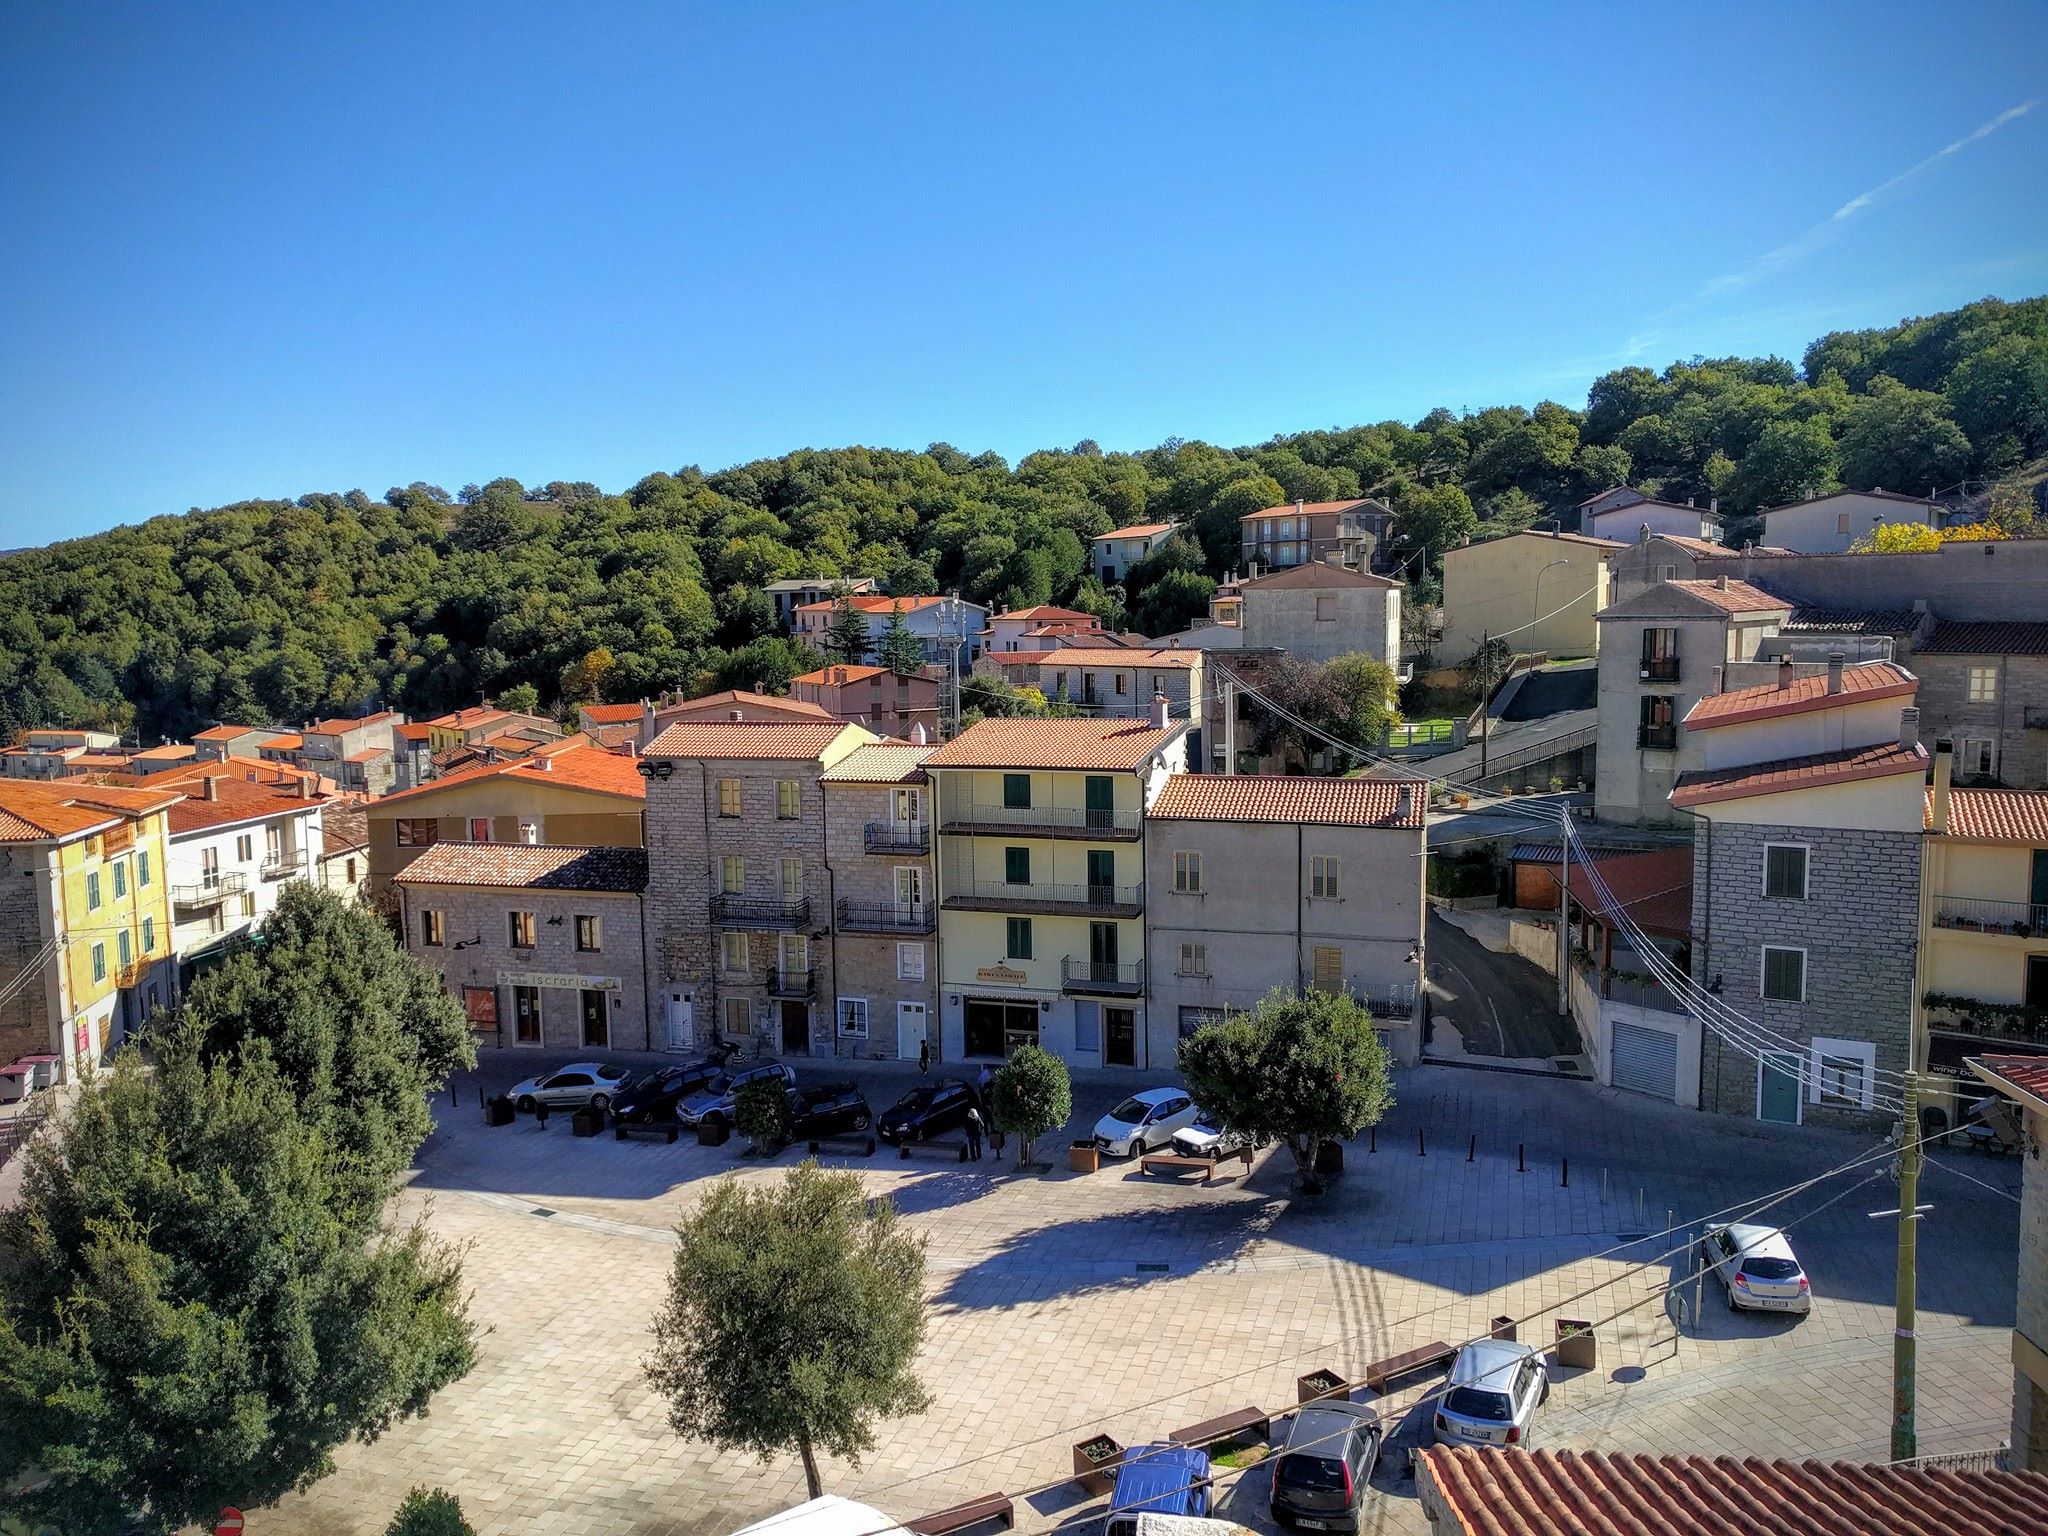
[2014,1104,2048,1471]
[1595,611,1771,826]
[0,845,53,1065]
[1441,533,1610,663]
[1241,580,1400,666]
[1696,538,2048,620]
[1909,652,2048,791]
[1753,492,1944,555]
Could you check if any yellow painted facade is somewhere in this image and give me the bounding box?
[1917,830,2048,1075]
[1439,530,1615,663]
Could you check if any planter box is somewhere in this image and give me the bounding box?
[571,1107,605,1138]
[1489,1315,1516,1342]
[1297,1368,1348,1405]
[484,1096,515,1128]
[1073,1435,1123,1495]
[1069,1140,1101,1174]
[1554,1319,1595,1370]
[696,1119,731,1147]
[1315,1140,1344,1178]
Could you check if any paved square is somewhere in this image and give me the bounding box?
[275,1059,2024,1536]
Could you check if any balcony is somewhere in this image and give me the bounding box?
[1060,956,1144,996]
[710,893,810,929]
[863,822,930,854]
[942,880,1144,918]
[938,802,1143,841]
[1929,894,2048,939]
[766,966,815,999]
[836,899,935,935]
[172,871,247,912]
[115,958,151,989]
[259,848,307,881]
[1923,996,2048,1048]
[1639,657,1680,682]
[1637,724,1677,751]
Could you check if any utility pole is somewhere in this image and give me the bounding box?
[1222,677,1235,775]
[1892,1069,1921,1462]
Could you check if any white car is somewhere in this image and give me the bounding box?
[1700,1222,1812,1314]
[1094,1087,1202,1158]
[509,1061,633,1114]
[1434,1339,1547,1448]
[1170,1112,1260,1161]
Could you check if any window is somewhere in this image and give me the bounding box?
[1310,855,1340,899]
[1657,563,1678,581]
[345,857,357,882]
[1004,846,1031,886]
[1073,1000,1101,1052]
[462,817,489,844]
[141,916,154,953]
[777,779,801,819]
[1810,1037,1875,1110]
[112,860,127,899]
[91,942,106,982]
[1313,945,1343,992]
[724,996,751,1036]
[1178,942,1209,976]
[202,846,220,881]
[1638,695,1676,749]
[778,934,807,973]
[1968,666,1998,704]
[396,818,438,847]
[421,910,445,947]
[118,930,132,968]
[137,849,150,887]
[1763,844,1809,900]
[1315,595,1337,622]
[86,871,101,910]
[717,778,741,817]
[509,910,537,948]
[2025,954,2048,1010]
[896,942,926,981]
[575,915,602,952]
[1639,627,1679,680]
[1836,512,1852,534]
[722,932,749,974]
[1002,773,1031,809]
[837,998,869,1038]
[1761,945,1806,1002]
[1005,917,1033,959]
[1959,737,1997,781]
[720,855,744,894]
[780,857,803,901]
[1173,850,1202,893]
[237,833,254,861]
[1113,672,1127,695]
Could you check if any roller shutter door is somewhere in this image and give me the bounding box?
[1611,1020,1679,1101]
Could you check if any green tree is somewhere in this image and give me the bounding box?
[560,646,619,704]
[1839,377,1973,493]
[712,636,824,695]
[876,601,927,675]
[1465,635,1515,702]
[1321,654,1401,745]
[643,1163,930,1498]
[387,1487,476,1536]
[825,596,871,663]
[989,1043,1072,1167]
[736,1075,793,1151]
[1177,988,1393,1193]
[1394,482,1477,569]
[1728,418,1839,513]
[496,681,541,714]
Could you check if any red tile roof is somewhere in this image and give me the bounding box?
[168,778,322,833]
[0,781,180,842]
[794,665,891,686]
[578,702,645,725]
[428,706,513,730]
[1090,524,1176,542]
[193,723,267,742]
[1241,498,1386,522]
[1564,847,1694,938]
[344,748,387,764]
[1419,1446,2048,1536]
[793,594,950,615]
[1931,786,2048,843]
[643,721,858,761]
[1683,662,1916,730]
[1000,605,1098,622]
[1148,774,1423,829]
[1030,647,1198,670]
[819,743,935,785]
[260,734,304,751]
[1671,741,1926,809]
[988,650,1061,668]
[308,711,397,734]
[924,717,1184,772]
[1241,562,1403,590]
[657,689,835,720]
[1970,1054,2048,1112]
[322,801,369,856]
[394,843,648,892]
[1666,577,1791,613]
[131,743,197,763]
[381,740,643,804]
[396,722,432,742]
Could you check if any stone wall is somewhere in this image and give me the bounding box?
[1908,652,2048,791]
[1697,539,2048,621]
[822,779,937,1061]
[2016,1104,2048,1472]
[0,846,53,1065]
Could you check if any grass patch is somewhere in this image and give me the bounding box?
[1210,1434,1269,1469]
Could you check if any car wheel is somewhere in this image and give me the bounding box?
[1539,1376,1551,1404]
[1726,1283,1740,1312]
[517,1095,536,1113]
[1129,1138,1146,1159]
[853,1112,871,1131]
[592,1093,611,1112]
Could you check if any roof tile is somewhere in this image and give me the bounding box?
[1671,741,1926,809]
[167,778,322,833]
[381,741,644,805]
[923,717,1183,772]
[1148,774,1423,828]
[1930,786,2048,843]
[1972,1054,2048,1110]
[1683,662,1915,730]
[819,743,935,785]
[394,844,648,892]
[1090,523,1177,541]
[1915,620,2048,656]
[643,721,858,760]
[1241,498,1390,521]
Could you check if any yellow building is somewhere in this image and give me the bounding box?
[0,780,178,1079]
[922,713,1188,1070]
[1917,761,2048,1119]
[1439,528,1622,664]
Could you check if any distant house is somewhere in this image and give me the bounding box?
[298,710,402,796]
[648,689,836,731]
[986,606,1105,653]
[1439,528,1621,664]
[0,729,123,781]
[1576,485,1647,523]
[576,702,647,749]
[793,594,988,666]
[424,706,562,756]
[1090,522,1179,584]
[790,665,943,740]
[191,724,289,762]
[1609,531,1785,601]
[1755,488,1957,554]
[763,576,879,632]
[1238,560,1402,667]
[1583,495,1724,545]
[1240,498,1394,574]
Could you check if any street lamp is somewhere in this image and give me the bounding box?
[1533,558,1570,630]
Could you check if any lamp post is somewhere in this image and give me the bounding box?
[1533,558,1570,632]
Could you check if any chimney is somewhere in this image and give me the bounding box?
[1930,743,1953,833]
[727,709,743,722]
[910,720,929,745]
[625,738,639,757]
[1778,657,1794,691]
[1827,651,1845,694]
[1295,499,1304,515]
[1687,496,1695,508]
[1709,497,1718,516]
[1148,691,1170,728]
[1716,574,1729,591]
[1898,705,1920,753]
[519,821,539,845]
[202,776,217,802]
[1709,665,1723,697]
[1396,783,1413,822]
[535,755,553,773]
[1638,522,1651,544]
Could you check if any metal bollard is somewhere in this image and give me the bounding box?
[1418,1127,1426,1157]
[1369,1125,1377,1154]
[1561,1156,1569,1188]
[1467,1133,1476,1163]
[1518,1143,1526,1173]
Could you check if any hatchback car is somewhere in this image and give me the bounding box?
[788,1082,873,1140]
[1434,1339,1547,1448]
[1104,1443,1211,1536]
[676,1060,796,1131]
[608,1060,724,1125]
[878,1079,981,1144]
[1701,1222,1812,1313]
[1269,1399,1380,1531]
[1095,1087,1202,1158]
[509,1061,634,1114]
[1171,1112,1260,1161]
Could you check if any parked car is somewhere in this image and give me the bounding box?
[1433,1339,1547,1448]
[1104,1443,1212,1536]
[1700,1222,1812,1314]
[609,1059,725,1125]
[508,1061,634,1114]
[878,1079,980,1144]
[1171,1112,1261,1161]
[788,1082,873,1140]
[1269,1399,1381,1532]
[1094,1087,1202,1158]
[676,1061,796,1131]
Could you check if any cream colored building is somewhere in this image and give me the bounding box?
[1439,528,1621,664]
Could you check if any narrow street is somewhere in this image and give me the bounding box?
[1422,908,1582,1063]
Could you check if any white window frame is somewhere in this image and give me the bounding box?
[1967,666,1998,704]
[1178,942,1208,977]
[721,932,749,974]
[1809,1036,1876,1110]
[1173,849,1202,893]
[1759,944,1807,1003]
[896,942,926,981]
[836,997,869,1038]
[1761,842,1809,900]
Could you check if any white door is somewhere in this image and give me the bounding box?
[894,866,925,923]
[665,993,695,1053]
[1610,1021,1679,1101]
[897,1002,928,1061]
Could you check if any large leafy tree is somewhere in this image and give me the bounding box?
[989,1043,1072,1167]
[644,1163,929,1498]
[1178,988,1393,1192]
[1838,377,1973,493]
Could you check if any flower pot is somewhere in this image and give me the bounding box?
[1073,1435,1123,1495]
[1069,1140,1101,1174]
[1554,1318,1595,1370]
[1489,1315,1516,1342]
[571,1107,605,1138]
[1297,1368,1348,1405]
[484,1096,515,1127]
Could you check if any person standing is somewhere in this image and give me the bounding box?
[963,1104,984,1162]
[918,1037,931,1075]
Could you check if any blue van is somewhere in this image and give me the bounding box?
[1104,1443,1212,1536]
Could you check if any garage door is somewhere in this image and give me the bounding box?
[1610,1020,1679,1101]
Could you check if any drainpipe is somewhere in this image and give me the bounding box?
[639,888,653,1052]
[1296,822,1305,992]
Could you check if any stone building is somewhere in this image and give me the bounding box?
[1090,522,1180,584]
[820,742,938,1063]
[1238,560,1402,667]
[1908,621,2048,790]
[790,665,943,740]
[1964,1054,2048,1473]
[1753,487,1957,554]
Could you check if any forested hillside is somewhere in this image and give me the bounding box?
[7,295,2046,740]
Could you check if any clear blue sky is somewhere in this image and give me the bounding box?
[4,2,2046,543]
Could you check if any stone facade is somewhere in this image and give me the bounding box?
[1690,819,1920,1131]
[2016,1101,2048,1472]
[822,775,937,1063]
[0,844,53,1065]
[1908,649,2048,791]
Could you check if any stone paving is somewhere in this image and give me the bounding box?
[273,1056,2025,1536]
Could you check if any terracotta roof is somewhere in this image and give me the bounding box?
[1000,605,1097,622]
[322,802,369,855]
[131,744,197,763]
[380,740,643,804]
[1667,577,1789,613]
[1031,647,1199,669]
[308,711,397,734]
[1148,774,1423,829]
[396,722,432,742]
[793,665,891,686]
[1418,1446,2048,1536]
[1240,562,1402,590]
[193,724,267,742]
[394,843,648,893]
[260,734,304,751]
[924,717,1184,772]
[1970,1054,2048,1113]
[168,778,321,834]
[657,689,836,720]
[1636,534,1731,555]
[344,747,388,764]
[1241,498,1388,522]
[643,720,858,760]
[988,650,1061,668]
[1760,487,1942,515]
[578,702,644,725]
[1446,529,1624,554]
[1931,786,2048,843]
[428,706,513,730]
[1564,847,1693,938]
[1783,607,1917,634]
[819,743,936,785]
[793,594,951,615]
[1671,741,1926,809]
[1915,620,2048,656]
[143,755,322,793]
[1090,524,1176,542]
[0,781,179,843]
[1683,662,1916,730]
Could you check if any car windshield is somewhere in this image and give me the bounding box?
[1742,1256,1801,1280]
[1444,1387,1514,1421]
[1188,1113,1221,1135]
[1276,1454,1347,1490]
[701,1074,730,1095]
[896,1088,934,1110]
[1108,1097,1151,1122]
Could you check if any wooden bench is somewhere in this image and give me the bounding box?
[1363,1341,1456,1393]
[614,1120,680,1144]
[809,1134,878,1157]
[1168,1404,1269,1448]
[1141,1146,1253,1183]
[900,1137,971,1163]
[907,1492,1014,1535]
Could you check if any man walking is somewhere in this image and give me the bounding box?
[963,1104,984,1162]
[918,1037,931,1075]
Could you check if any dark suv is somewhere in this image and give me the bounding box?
[1269,1399,1381,1531]
[788,1082,873,1141]
[609,1060,724,1126]
[877,1079,980,1144]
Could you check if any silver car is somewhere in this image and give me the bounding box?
[1700,1222,1812,1314]
[1170,1112,1259,1161]
[508,1061,633,1113]
[1433,1339,1547,1448]
[676,1060,796,1131]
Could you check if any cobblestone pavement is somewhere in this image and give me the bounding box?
[274,1057,2024,1536]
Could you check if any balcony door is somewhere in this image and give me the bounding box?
[1084,775,1114,831]
[1089,921,1119,969]
[2032,850,2048,928]
[1086,849,1115,904]
[893,866,925,924]
[891,787,923,838]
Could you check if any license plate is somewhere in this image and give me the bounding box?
[1296,1521,1328,1530]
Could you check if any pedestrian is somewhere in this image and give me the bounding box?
[964,1104,984,1162]
[918,1037,930,1075]
[977,1063,993,1100]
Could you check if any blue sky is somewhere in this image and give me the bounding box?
[3,2,2045,543]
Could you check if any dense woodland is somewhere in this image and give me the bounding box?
[6,295,2047,741]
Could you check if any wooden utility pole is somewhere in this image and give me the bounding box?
[1892,1069,1921,1462]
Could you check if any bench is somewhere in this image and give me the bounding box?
[1363,1341,1456,1393]
[907,1492,1014,1535]
[615,1120,680,1143]
[1169,1404,1269,1448]
[810,1134,878,1157]
[1141,1147,1252,1183]
[900,1137,971,1163]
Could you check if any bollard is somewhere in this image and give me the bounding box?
[1601,1167,1609,1204]
[1467,1133,1476,1163]
[1561,1156,1569,1188]
[1638,1188,1646,1225]
[476,1082,484,1109]
[1518,1143,1526,1173]
[1369,1125,1377,1154]
[1418,1127,1426,1157]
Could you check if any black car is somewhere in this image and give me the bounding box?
[1269,1400,1381,1532]
[609,1060,724,1125]
[877,1079,980,1144]
[788,1082,873,1141]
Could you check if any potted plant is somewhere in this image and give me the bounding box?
[1069,1138,1100,1174]
[1297,1368,1348,1404]
[1554,1318,1596,1370]
[1073,1434,1122,1493]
